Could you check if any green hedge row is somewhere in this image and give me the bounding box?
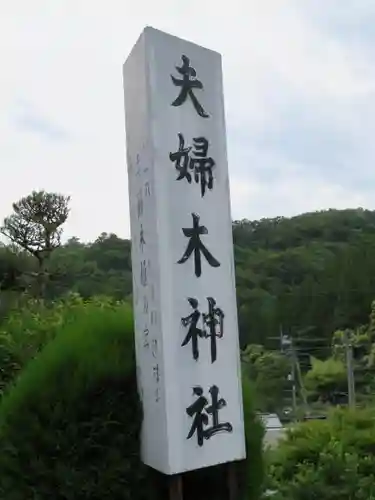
[0,302,264,499]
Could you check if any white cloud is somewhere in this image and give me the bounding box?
[0,0,374,241]
[230,170,370,222]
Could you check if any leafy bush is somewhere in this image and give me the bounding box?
[0,299,264,499]
[304,356,347,403]
[268,408,375,500]
[241,344,290,412]
[0,302,148,499]
[0,292,122,397]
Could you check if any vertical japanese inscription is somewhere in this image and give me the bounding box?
[171,55,209,118]
[186,385,233,447]
[181,297,224,363]
[169,133,215,197]
[169,52,233,449]
[133,147,161,405]
[177,213,220,277]
[137,189,143,219]
[140,224,146,252]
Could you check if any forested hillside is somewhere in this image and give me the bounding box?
[2,207,375,351]
[233,208,375,347]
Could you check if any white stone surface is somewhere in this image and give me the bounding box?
[123,26,245,475]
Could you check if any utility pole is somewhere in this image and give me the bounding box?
[291,357,297,420]
[344,330,356,409]
[280,330,297,421]
[293,346,308,416]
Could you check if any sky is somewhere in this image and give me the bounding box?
[1,1,375,242]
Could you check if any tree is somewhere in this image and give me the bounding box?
[241,344,290,412]
[1,191,70,297]
[304,356,347,404]
[0,244,27,292]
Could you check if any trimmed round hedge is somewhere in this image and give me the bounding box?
[0,303,264,500]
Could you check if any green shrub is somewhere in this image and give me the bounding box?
[0,301,264,499]
[268,408,375,500]
[0,292,122,397]
[0,302,148,499]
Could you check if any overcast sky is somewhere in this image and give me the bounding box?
[1,1,375,242]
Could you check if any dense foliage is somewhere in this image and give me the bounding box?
[0,300,147,500]
[268,408,375,499]
[0,292,121,396]
[4,208,375,350]
[233,208,375,347]
[3,207,375,414]
[3,194,375,498]
[241,344,290,413]
[0,295,264,499]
